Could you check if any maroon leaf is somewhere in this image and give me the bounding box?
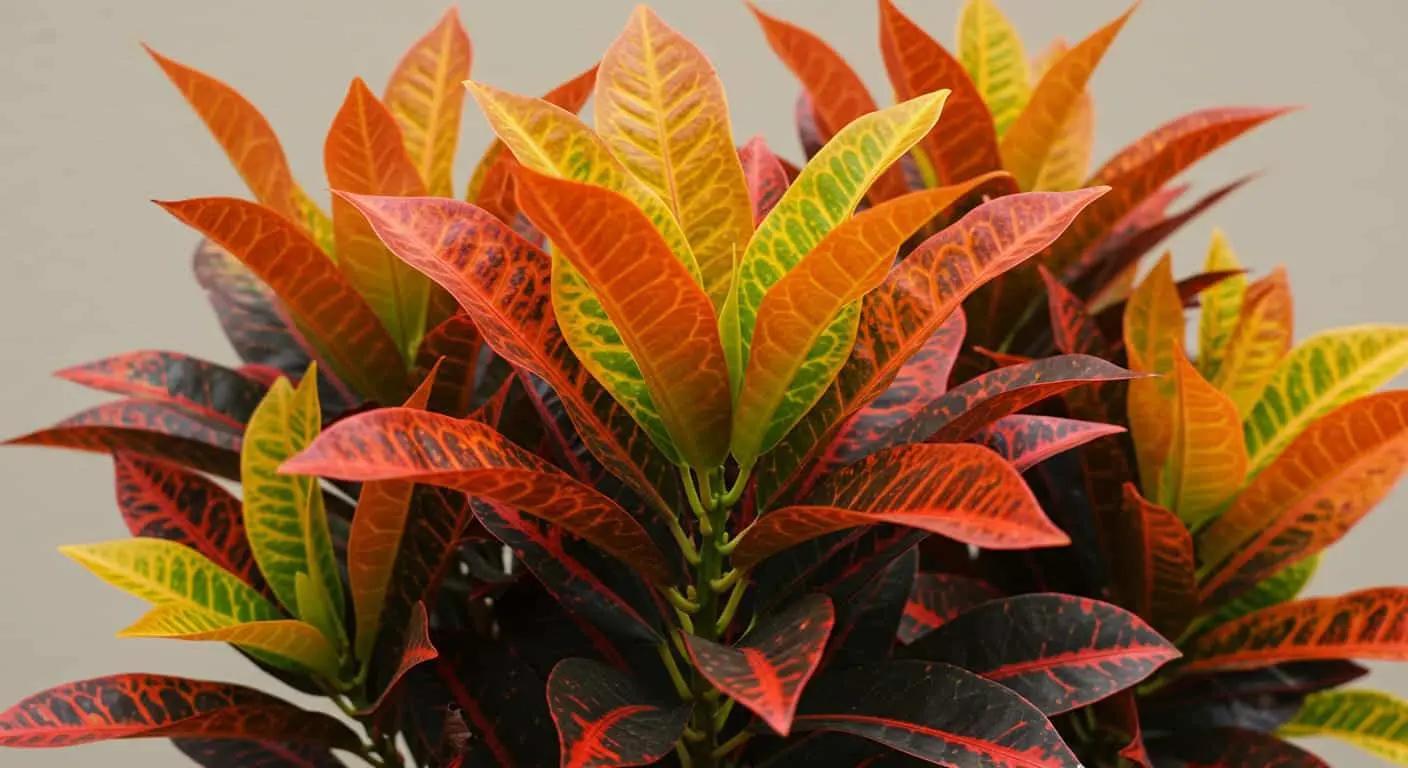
[795,91,825,162]
[897,573,1003,645]
[1095,691,1151,768]
[237,364,285,387]
[360,602,438,716]
[173,738,348,767]
[906,595,1181,715]
[0,674,359,749]
[425,633,558,768]
[793,661,1079,766]
[739,135,790,224]
[827,548,918,666]
[1113,483,1197,640]
[57,351,268,430]
[968,415,1125,472]
[1039,266,1106,356]
[414,313,482,418]
[684,594,834,736]
[8,399,242,480]
[1165,727,1329,767]
[546,659,690,768]
[112,453,270,598]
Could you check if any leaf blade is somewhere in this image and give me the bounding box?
[382,8,472,197]
[546,659,691,768]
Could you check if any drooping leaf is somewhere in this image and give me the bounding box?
[739,135,790,224]
[754,188,1107,508]
[734,443,1067,570]
[1186,588,1408,672]
[117,608,340,681]
[1165,351,1250,529]
[1198,229,1249,381]
[325,78,431,359]
[1198,391,1408,608]
[1123,254,1186,496]
[898,573,1001,647]
[546,659,691,768]
[793,661,1080,766]
[1000,5,1133,191]
[685,594,834,736]
[173,738,348,768]
[828,548,918,665]
[0,674,359,749]
[1112,483,1197,640]
[878,0,1003,186]
[1163,727,1330,767]
[112,453,269,597]
[1213,267,1294,417]
[1280,689,1408,765]
[595,5,752,310]
[8,400,243,480]
[968,414,1123,472]
[158,198,408,405]
[735,177,1019,467]
[907,594,1180,715]
[956,0,1032,138]
[281,408,673,585]
[57,351,267,431]
[1244,325,1408,473]
[383,8,472,197]
[747,3,909,203]
[513,168,734,469]
[722,92,948,404]
[1027,38,1094,192]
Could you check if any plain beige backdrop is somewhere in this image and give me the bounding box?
[3,0,1407,765]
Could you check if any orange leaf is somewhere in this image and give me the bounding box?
[513,168,733,469]
[1212,266,1294,417]
[1164,352,1248,529]
[1115,483,1197,639]
[382,8,472,197]
[1123,254,1184,496]
[999,4,1135,191]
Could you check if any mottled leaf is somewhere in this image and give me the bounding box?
[414,313,481,418]
[897,572,1002,645]
[546,659,690,768]
[173,738,348,768]
[383,8,471,197]
[359,602,437,714]
[1114,483,1197,640]
[1124,254,1186,496]
[1165,351,1249,529]
[969,414,1123,472]
[57,351,266,431]
[957,0,1031,138]
[1280,689,1408,765]
[118,608,340,681]
[828,548,917,665]
[1214,267,1293,417]
[739,135,790,224]
[1040,265,1106,356]
[1198,229,1249,381]
[1027,38,1094,192]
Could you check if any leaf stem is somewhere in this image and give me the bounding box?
[658,642,694,701]
[715,574,748,635]
[682,466,714,537]
[712,730,752,759]
[718,463,752,508]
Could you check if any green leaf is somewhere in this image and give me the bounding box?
[1200,555,1318,632]
[1280,689,1408,765]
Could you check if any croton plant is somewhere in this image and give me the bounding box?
[4,1,1407,767]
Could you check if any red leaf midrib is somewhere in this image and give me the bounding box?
[984,644,1176,680]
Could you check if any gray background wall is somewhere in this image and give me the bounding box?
[2,1,1405,765]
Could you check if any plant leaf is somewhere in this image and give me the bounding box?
[999,4,1132,190]
[1028,38,1095,192]
[753,188,1107,508]
[1112,483,1197,640]
[1245,325,1408,472]
[336,195,682,533]
[1198,391,1408,607]
[1124,253,1186,496]
[57,351,267,431]
[113,453,270,598]
[739,135,790,224]
[878,0,1004,186]
[1201,557,1320,638]
[1197,229,1249,381]
[957,0,1032,138]
[174,738,348,767]
[793,660,1079,766]
[734,443,1067,570]
[513,168,734,469]
[1165,351,1249,529]
[684,594,834,736]
[1166,727,1330,767]
[546,659,691,768]
[118,608,340,681]
[359,602,437,715]
[414,313,481,418]
[282,408,673,585]
[325,78,431,359]
[970,414,1124,472]
[1213,266,1293,417]
[1280,689,1408,765]
[1186,587,1408,672]
[595,5,752,311]
[158,198,408,405]
[898,572,1002,645]
[383,8,471,197]
[0,674,359,749]
[907,594,1180,715]
[1040,265,1107,356]
[827,548,917,666]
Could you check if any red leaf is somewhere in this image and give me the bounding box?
[1095,691,1151,768]
[359,602,438,716]
[546,659,690,768]
[1169,728,1329,767]
[793,661,1079,766]
[112,453,270,599]
[968,415,1125,472]
[414,313,482,418]
[1113,484,1197,640]
[897,572,1002,645]
[734,443,1067,571]
[793,91,825,162]
[56,351,268,430]
[9,399,242,480]
[282,408,673,586]
[1039,266,1106,356]
[684,594,834,736]
[907,595,1179,715]
[1186,587,1408,672]
[0,674,359,749]
[739,135,790,224]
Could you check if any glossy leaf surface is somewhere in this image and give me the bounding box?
[383,8,471,197]
[1124,254,1185,495]
[1028,38,1094,192]
[897,573,1002,645]
[970,415,1124,472]
[546,659,690,768]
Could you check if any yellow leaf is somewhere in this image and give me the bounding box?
[1123,253,1184,497]
[1028,38,1094,192]
[1196,229,1248,380]
[956,0,1031,137]
[1165,352,1249,529]
[383,8,472,197]
[1281,689,1408,765]
[120,605,340,681]
[1213,266,1293,417]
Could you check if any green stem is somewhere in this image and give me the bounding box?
[718,463,753,508]
[687,471,728,768]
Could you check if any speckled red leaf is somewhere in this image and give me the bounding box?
[1038,266,1106,356]
[685,594,834,736]
[112,453,270,597]
[906,594,1180,715]
[546,659,690,768]
[1186,587,1408,672]
[1113,484,1197,640]
[0,674,359,749]
[359,602,437,715]
[56,351,267,430]
[1167,728,1330,767]
[968,415,1124,472]
[739,135,790,224]
[336,193,680,529]
[173,738,348,767]
[747,3,908,203]
[735,443,1067,570]
[158,198,408,404]
[9,399,243,480]
[793,661,1080,766]
[827,548,917,666]
[897,572,1003,645]
[878,0,1004,186]
[754,189,1107,508]
[283,408,671,585]
[413,313,481,418]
